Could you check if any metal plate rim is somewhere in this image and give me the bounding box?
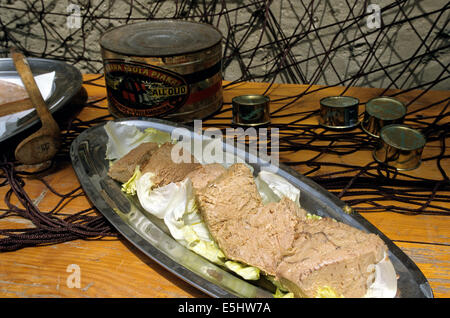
[0,57,82,144]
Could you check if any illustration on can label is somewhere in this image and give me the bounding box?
[104,60,190,117]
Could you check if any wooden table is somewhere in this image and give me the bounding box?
[0,75,448,298]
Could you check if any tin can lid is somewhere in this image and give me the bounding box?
[320,96,359,108]
[380,124,426,151]
[100,20,223,57]
[318,96,360,129]
[232,94,271,126]
[366,97,406,120]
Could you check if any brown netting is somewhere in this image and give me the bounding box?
[0,93,117,252]
[0,1,449,251]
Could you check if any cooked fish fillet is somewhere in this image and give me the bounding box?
[226,197,306,276]
[108,141,160,183]
[185,163,227,190]
[197,163,307,275]
[276,218,387,298]
[196,164,262,250]
[142,142,202,188]
[196,163,387,297]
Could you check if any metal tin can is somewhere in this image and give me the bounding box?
[318,96,360,129]
[100,20,223,123]
[373,124,426,170]
[232,95,271,126]
[361,96,406,137]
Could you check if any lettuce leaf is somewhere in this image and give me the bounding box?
[364,252,398,298]
[183,225,226,265]
[256,170,300,206]
[254,175,281,204]
[274,288,294,298]
[315,286,343,298]
[306,213,322,220]
[224,261,260,280]
[256,171,324,221]
[121,166,142,196]
[265,275,294,298]
[104,121,172,161]
[136,172,175,219]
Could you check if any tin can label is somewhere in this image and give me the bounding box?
[104,60,190,117]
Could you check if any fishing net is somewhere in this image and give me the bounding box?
[0,0,449,251]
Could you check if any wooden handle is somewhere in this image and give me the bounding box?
[10,48,58,131]
[0,98,33,117]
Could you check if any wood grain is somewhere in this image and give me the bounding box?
[0,98,33,117]
[395,241,450,298]
[0,74,448,298]
[10,49,61,165]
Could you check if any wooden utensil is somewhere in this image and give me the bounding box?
[0,98,33,117]
[10,48,61,165]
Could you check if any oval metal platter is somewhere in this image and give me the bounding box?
[0,57,82,144]
[70,117,434,298]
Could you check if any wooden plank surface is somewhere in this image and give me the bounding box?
[0,74,448,298]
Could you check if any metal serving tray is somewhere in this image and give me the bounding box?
[70,117,433,298]
[0,57,82,143]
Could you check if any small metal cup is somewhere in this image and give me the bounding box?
[232,94,271,126]
[373,124,426,171]
[361,96,406,137]
[318,96,360,129]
